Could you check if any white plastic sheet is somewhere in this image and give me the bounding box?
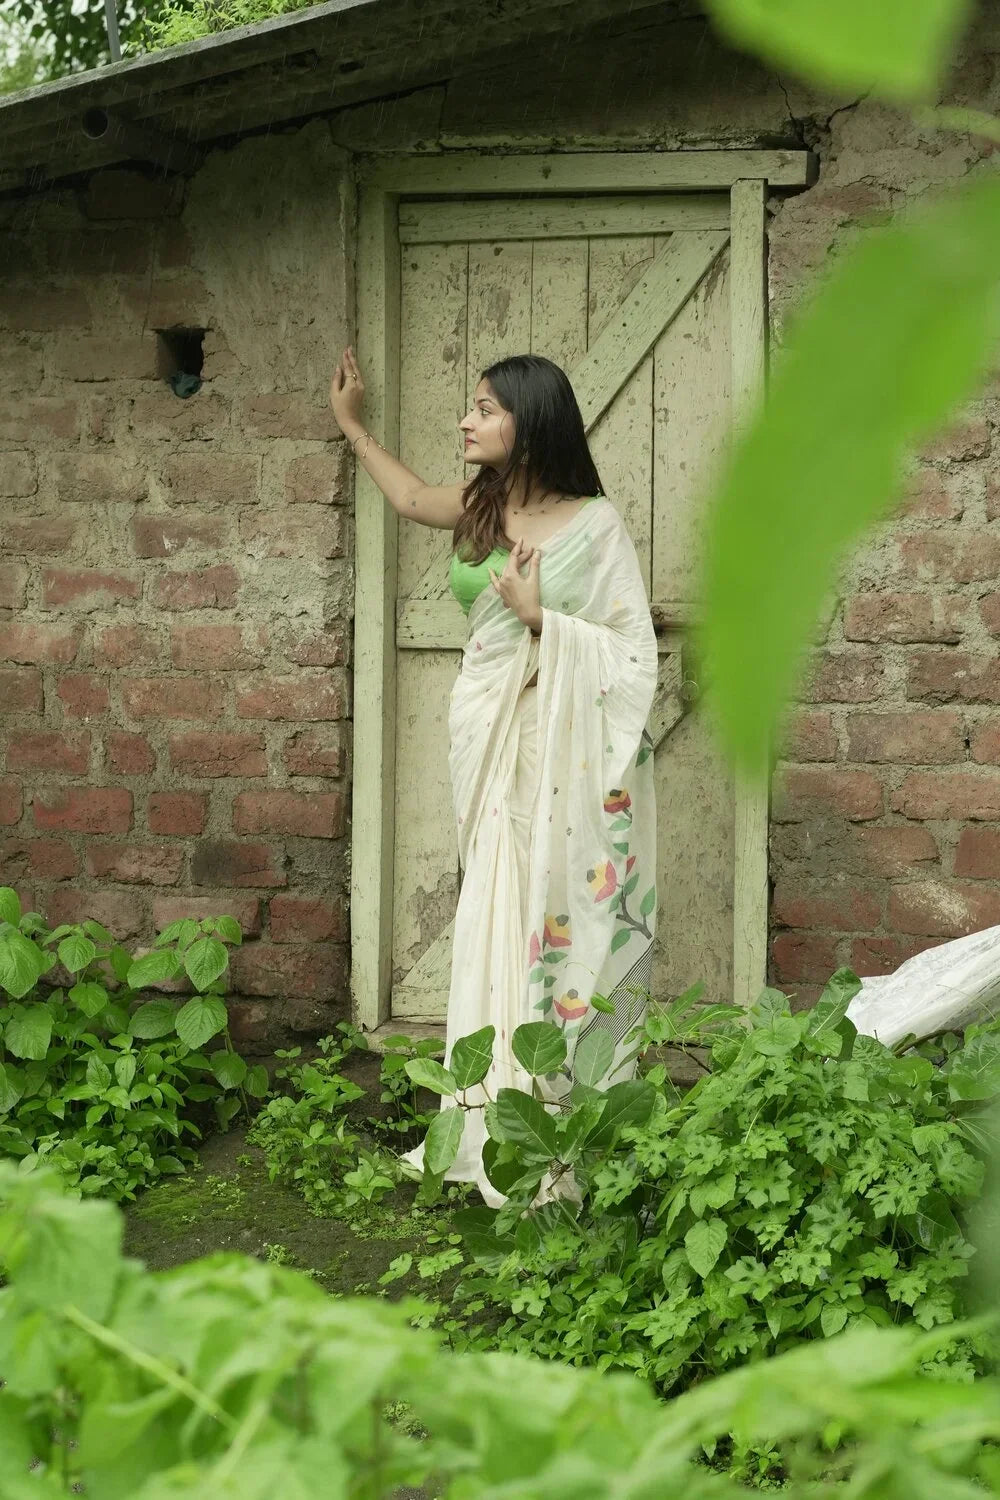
[845,924,1000,1049]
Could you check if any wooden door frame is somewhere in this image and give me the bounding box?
[351,148,817,1035]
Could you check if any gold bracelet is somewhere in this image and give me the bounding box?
[351,430,382,462]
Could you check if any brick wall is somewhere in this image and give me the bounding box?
[0,121,355,1049]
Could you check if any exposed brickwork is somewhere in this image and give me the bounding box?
[0,125,352,1047]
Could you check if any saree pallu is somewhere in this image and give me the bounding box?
[400,497,659,1208]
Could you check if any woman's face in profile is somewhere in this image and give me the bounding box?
[459,380,516,469]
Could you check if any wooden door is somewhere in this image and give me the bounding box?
[390,194,738,1022]
[351,153,812,1042]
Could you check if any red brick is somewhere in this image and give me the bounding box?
[0,779,23,826]
[887,880,1000,937]
[916,418,991,463]
[977,596,1000,637]
[243,394,340,441]
[800,649,883,703]
[5,513,79,555]
[7,731,90,774]
[898,532,1000,584]
[969,725,1000,763]
[772,766,884,822]
[229,941,346,999]
[44,887,145,941]
[779,982,826,1012]
[845,710,965,764]
[842,592,960,645]
[0,399,78,443]
[895,470,964,521]
[168,731,267,778]
[122,677,225,721]
[771,932,840,983]
[161,452,259,506]
[0,668,42,712]
[190,840,286,887]
[33,786,131,834]
[236,673,348,722]
[0,838,78,881]
[906,651,1000,704]
[0,562,28,610]
[851,824,939,876]
[0,623,80,665]
[170,625,265,671]
[42,568,141,609]
[776,709,837,761]
[232,790,344,838]
[85,843,185,885]
[850,935,932,975]
[987,473,1000,521]
[127,393,229,442]
[106,731,156,775]
[891,770,1000,820]
[282,727,346,777]
[97,625,161,668]
[152,892,263,936]
[132,514,226,559]
[147,792,208,836]
[57,675,110,718]
[772,880,882,932]
[50,452,148,506]
[48,333,157,382]
[269,894,347,943]
[954,826,1000,879]
[227,1001,272,1047]
[239,508,346,560]
[0,287,91,330]
[285,450,348,505]
[151,565,240,611]
[0,452,37,496]
[282,625,351,668]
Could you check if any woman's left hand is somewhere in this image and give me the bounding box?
[489,538,542,629]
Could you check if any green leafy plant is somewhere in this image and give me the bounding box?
[369,1029,445,1138]
[0,887,266,1202]
[405,974,999,1393]
[1,1162,999,1496]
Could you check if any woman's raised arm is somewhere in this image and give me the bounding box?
[330,346,465,530]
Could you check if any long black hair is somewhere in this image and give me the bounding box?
[453,354,604,563]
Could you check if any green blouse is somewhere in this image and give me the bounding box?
[449,497,598,616]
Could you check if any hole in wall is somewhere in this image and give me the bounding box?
[156,327,205,398]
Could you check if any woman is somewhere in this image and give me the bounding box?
[329,346,659,1208]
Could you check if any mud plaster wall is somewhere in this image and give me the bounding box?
[1,8,999,1043]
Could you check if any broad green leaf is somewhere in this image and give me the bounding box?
[213,914,243,944]
[449,1025,495,1089]
[821,1302,849,1338]
[704,0,971,102]
[114,1053,137,1090]
[584,1080,656,1149]
[685,1216,727,1278]
[183,936,229,992]
[245,1064,270,1098]
[700,173,1000,774]
[0,887,21,926]
[175,994,228,1049]
[405,1058,457,1095]
[573,1027,616,1088]
[512,1021,567,1076]
[750,1013,802,1057]
[86,1054,112,1091]
[69,981,109,1018]
[424,1107,465,1174]
[493,1088,558,1157]
[0,934,46,1000]
[4,1003,52,1060]
[0,1061,24,1112]
[127,949,183,990]
[57,934,96,974]
[210,1050,247,1090]
[945,1033,1000,1101]
[128,1001,178,1039]
[153,918,200,949]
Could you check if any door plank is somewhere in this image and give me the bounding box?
[399,194,731,244]
[370,150,816,193]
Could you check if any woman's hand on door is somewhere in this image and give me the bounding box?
[489,538,542,630]
[329,346,366,437]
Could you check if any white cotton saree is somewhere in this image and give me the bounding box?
[400,496,659,1208]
